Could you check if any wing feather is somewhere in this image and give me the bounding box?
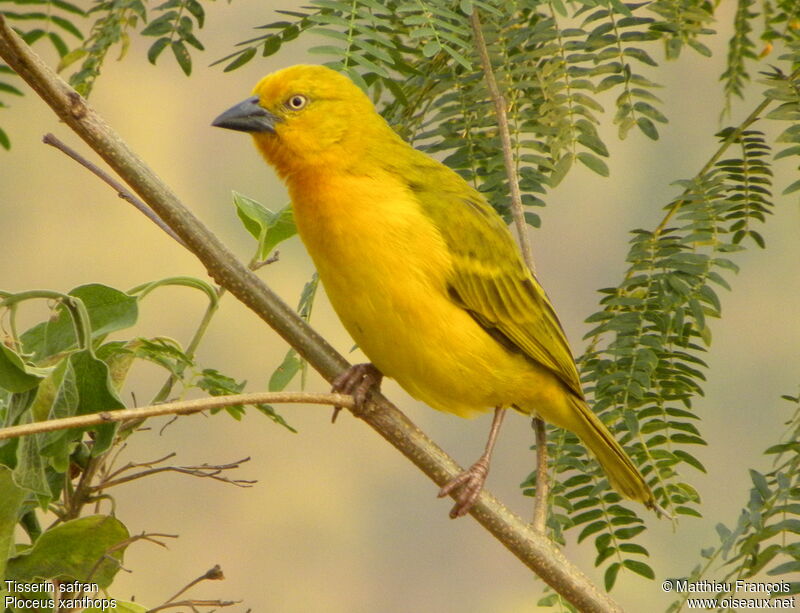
[409,168,584,399]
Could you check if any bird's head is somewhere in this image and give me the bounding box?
[213,65,385,177]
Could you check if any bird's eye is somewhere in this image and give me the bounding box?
[286,94,308,110]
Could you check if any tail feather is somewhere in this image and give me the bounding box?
[568,396,654,508]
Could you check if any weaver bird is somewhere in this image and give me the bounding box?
[213,65,655,518]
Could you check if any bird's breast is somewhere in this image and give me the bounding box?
[288,170,482,407]
[291,167,450,302]
[286,168,560,418]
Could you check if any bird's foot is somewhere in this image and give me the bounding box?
[438,457,489,519]
[330,363,383,423]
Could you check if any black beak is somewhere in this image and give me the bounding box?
[212,96,279,133]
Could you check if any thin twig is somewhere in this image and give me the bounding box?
[159,565,225,609]
[147,599,238,613]
[84,532,179,588]
[93,457,256,491]
[102,451,177,483]
[469,9,534,272]
[42,133,187,247]
[0,392,354,441]
[149,253,274,409]
[252,250,280,270]
[0,18,622,611]
[470,8,550,533]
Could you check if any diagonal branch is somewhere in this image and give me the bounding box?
[0,16,621,612]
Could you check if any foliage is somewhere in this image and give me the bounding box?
[667,392,800,611]
[0,194,298,610]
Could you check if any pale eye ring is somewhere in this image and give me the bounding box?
[286,94,308,110]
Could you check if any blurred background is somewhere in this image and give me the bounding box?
[1,1,798,611]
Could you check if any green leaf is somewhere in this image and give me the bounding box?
[70,349,124,454]
[604,561,621,591]
[768,560,800,576]
[636,116,659,140]
[269,349,302,392]
[133,337,193,376]
[141,11,176,36]
[147,37,170,64]
[0,466,27,581]
[57,46,87,71]
[27,349,124,471]
[0,345,47,393]
[232,192,297,261]
[0,81,24,97]
[622,558,654,579]
[224,47,256,72]
[6,515,129,587]
[255,403,297,432]
[185,0,205,27]
[781,178,800,194]
[422,40,440,57]
[194,368,253,421]
[21,284,138,361]
[47,31,69,57]
[577,152,610,177]
[171,40,192,75]
[750,469,771,500]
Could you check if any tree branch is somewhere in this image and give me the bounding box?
[0,392,353,441]
[0,17,621,612]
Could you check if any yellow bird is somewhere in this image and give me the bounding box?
[213,65,655,518]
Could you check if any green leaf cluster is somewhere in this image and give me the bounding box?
[0,0,85,147]
[60,0,146,96]
[140,0,207,75]
[0,274,298,608]
[668,392,800,611]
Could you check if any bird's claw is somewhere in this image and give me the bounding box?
[330,363,383,422]
[438,459,489,519]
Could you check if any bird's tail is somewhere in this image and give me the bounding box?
[567,395,655,509]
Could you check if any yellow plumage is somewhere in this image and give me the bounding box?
[213,64,655,514]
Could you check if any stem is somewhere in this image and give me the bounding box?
[469,9,534,272]
[531,418,549,533]
[0,18,621,611]
[470,8,551,532]
[151,285,223,404]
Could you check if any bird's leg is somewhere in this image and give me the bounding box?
[438,406,507,518]
[330,362,383,423]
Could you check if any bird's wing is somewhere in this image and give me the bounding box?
[412,171,584,399]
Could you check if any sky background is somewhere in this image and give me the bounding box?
[1,2,799,611]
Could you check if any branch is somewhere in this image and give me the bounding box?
[92,456,256,491]
[0,17,621,612]
[0,392,354,441]
[42,133,187,247]
[651,94,775,237]
[469,10,534,270]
